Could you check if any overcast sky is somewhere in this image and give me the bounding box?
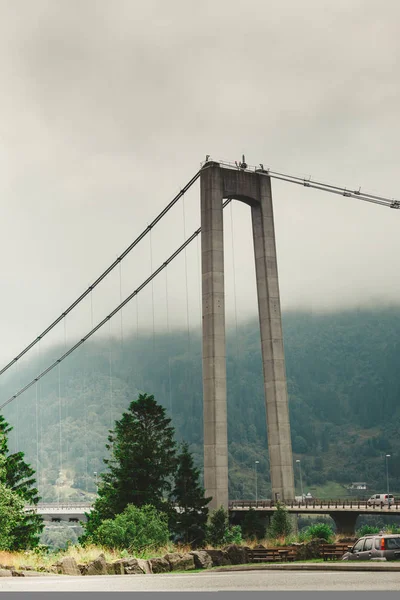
[1,0,400,369]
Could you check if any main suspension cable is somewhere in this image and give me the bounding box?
[0,199,232,411]
[207,159,400,209]
[0,169,202,379]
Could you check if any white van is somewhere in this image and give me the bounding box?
[367,493,394,506]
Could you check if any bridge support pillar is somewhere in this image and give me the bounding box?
[331,512,359,536]
[251,175,295,502]
[201,164,228,510]
[200,162,295,509]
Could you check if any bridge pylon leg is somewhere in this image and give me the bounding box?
[201,165,228,511]
[251,176,295,502]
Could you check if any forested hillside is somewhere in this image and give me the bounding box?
[1,307,399,502]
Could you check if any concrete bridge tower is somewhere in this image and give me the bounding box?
[201,160,295,510]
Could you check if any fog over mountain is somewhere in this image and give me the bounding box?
[0,0,399,368]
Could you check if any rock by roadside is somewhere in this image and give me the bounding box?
[205,549,231,567]
[148,556,170,573]
[55,556,81,576]
[293,538,327,560]
[110,558,148,575]
[224,544,249,565]
[189,550,213,570]
[17,540,353,577]
[84,553,108,576]
[164,552,195,572]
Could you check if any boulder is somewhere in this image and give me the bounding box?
[164,553,195,571]
[204,549,231,567]
[85,553,108,576]
[0,569,12,577]
[294,538,326,560]
[55,556,81,576]
[189,551,213,570]
[11,571,25,577]
[223,544,248,565]
[108,558,149,575]
[122,559,146,575]
[136,559,152,574]
[108,560,125,575]
[148,557,170,573]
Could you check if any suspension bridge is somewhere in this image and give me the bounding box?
[1,156,399,535]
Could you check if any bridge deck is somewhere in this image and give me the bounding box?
[229,500,400,514]
[23,500,400,523]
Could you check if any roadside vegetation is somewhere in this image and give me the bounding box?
[0,388,399,574]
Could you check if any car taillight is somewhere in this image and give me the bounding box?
[381,538,385,550]
[385,495,388,499]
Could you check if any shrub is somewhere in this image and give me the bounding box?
[305,523,334,542]
[385,525,400,534]
[356,525,380,537]
[93,504,170,553]
[223,525,243,545]
[268,502,292,538]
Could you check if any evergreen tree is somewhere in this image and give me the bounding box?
[82,393,177,541]
[170,442,211,546]
[269,501,292,538]
[0,416,43,548]
[206,506,228,546]
[241,507,266,541]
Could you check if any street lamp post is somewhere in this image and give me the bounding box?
[255,461,260,504]
[386,455,391,506]
[296,459,304,501]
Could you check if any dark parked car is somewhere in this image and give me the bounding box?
[341,534,400,561]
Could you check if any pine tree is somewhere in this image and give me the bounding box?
[170,442,211,546]
[82,393,177,541]
[206,506,229,546]
[269,501,292,538]
[0,415,43,548]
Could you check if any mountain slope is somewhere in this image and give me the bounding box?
[1,307,399,502]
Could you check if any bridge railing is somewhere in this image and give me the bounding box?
[24,503,92,512]
[229,498,400,510]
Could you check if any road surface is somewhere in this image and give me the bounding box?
[0,570,399,591]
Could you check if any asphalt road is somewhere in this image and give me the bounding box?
[0,570,399,591]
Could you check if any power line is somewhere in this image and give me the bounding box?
[0,199,232,411]
[0,169,202,379]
